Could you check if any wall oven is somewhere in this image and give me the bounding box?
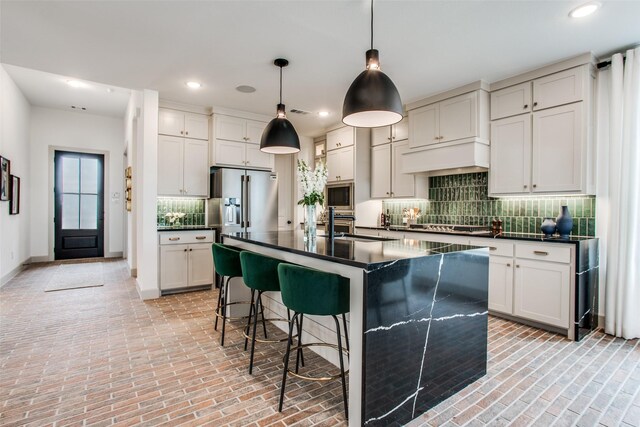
[330,220,354,234]
[326,183,354,211]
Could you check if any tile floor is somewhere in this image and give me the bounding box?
[1,260,639,427]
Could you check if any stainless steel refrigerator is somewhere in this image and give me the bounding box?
[207,168,278,234]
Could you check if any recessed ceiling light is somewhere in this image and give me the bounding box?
[106,88,114,93]
[67,80,86,88]
[236,85,256,93]
[569,2,600,18]
[318,111,330,117]
[186,81,202,89]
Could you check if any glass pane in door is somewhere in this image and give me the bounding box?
[81,158,98,194]
[62,157,79,193]
[62,193,80,229]
[80,194,98,229]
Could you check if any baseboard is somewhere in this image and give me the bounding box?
[598,315,605,329]
[105,251,123,258]
[0,261,28,288]
[131,268,137,278]
[136,279,160,300]
[29,255,51,263]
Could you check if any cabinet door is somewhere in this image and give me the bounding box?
[533,67,584,111]
[183,140,209,196]
[491,82,532,120]
[488,256,514,314]
[157,136,184,196]
[159,109,185,137]
[439,91,477,143]
[489,115,531,195]
[215,115,246,142]
[188,244,214,287]
[514,259,570,328]
[160,244,189,290]
[372,127,392,147]
[391,140,415,198]
[214,140,246,167]
[408,104,439,148]
[326,126,355,151]
[337,146,355,181]
[392,117,409,142]
[184,113,209,140]
[532,103,582,193]
[371,144,391,198]
[326,150,340,182]
[246,144,274,170]
[245,120,267,144]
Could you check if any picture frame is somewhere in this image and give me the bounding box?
[9,175,20,215]
[0,156,10,201]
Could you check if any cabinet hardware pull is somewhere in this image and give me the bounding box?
[507,263,511,267]
[391,192,394,195]
[195,236,206,240]
[184,249,188,252]
[388,137,391,141]
[386,192,389,195]
[533,102,538,107]
[533,251,549,256]
[524,104,528,109]
[489,246,497,251]
[180,131,184,134]
[524,185,527,189]
[434,136,439,140]
[186,131,189,135]
[533,184,537,188]
[189,249,193,251]
[516,265,520,268]
[169,237,180,241]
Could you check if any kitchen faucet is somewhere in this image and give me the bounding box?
[327,206,356,240]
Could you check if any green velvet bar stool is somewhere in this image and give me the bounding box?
[277,264,350,419]
[239,251,303,375]
[211,243,262,346]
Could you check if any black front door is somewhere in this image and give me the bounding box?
[54,151,105,260]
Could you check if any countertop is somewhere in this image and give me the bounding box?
[355,225,597,244]
[157,226,217,232]
[222,230,483,269]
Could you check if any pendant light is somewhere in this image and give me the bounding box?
[342,0,403,128]
[260,58,301,154]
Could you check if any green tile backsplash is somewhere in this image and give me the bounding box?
[382,172,596,236]
[157,198,206,226]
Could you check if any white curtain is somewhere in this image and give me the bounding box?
[596,46,640,339]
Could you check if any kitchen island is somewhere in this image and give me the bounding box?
[222,231,489,426]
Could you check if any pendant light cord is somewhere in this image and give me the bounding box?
[370,0,374,50]
[279,65,283,104]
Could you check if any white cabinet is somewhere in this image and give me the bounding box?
[326,146,354,182]
[326,126,355,151]
[489,65,594,196]
[488,256,514,315]
[371,140,425,198]
[211,115,273,170]
[371,118,408,146]
[159,109,209,140]
[409,91,484,148]
[158,136,208,196]
[159,230,215,292]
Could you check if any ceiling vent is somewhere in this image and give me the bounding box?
[290,108,311,115]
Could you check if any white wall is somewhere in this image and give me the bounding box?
[294,136,314,225]
[29,107,124,259]
[0,65,31,285]
[124,91,143,274]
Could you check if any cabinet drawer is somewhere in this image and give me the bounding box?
[159,231,214,245]
[470,238,514,257]
[516,243,571,263]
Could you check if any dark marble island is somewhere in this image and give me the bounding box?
[223,231,489,426]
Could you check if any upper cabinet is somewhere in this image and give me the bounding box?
[159,109,209,140]
[324,126,371,184]
[210,114,273,170]
[489,64,595,196]
[371,137,427,199]
[371,117,408,146]
[158,135,208,197]
[409,90,488,149]
[326,126,355,151]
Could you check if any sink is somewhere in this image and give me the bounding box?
[328,233,397,243]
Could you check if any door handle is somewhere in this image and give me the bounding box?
[246,175,251,228]
[195,236,206,240]
[533,250,549,256]
[241,174,245,228]
[489,246,497,251]
[169,237,180,241]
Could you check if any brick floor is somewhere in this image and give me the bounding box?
[1,260,639,427]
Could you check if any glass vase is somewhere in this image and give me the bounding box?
[304,204,317,241]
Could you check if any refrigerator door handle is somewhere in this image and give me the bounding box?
[246,175,251,228]
[240,175,245,228]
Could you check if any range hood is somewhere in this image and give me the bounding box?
[401,139,489,176]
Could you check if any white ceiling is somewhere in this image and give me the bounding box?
[1,0,639,136]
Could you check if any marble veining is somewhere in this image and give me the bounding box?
[364,311,489,334]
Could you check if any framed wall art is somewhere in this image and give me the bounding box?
[0,156,10,201]
[9,175,20,215]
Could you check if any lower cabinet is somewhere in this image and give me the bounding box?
[488,256,514,315]
[159,231,214,292]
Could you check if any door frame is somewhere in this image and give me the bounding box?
[47,146,111,261]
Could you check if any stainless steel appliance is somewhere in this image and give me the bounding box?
[409,223,492,236]
[326,207,356,239]
[207,168,278,234]
[326,183,354,211]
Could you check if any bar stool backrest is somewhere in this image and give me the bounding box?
[240,251,283,292]
[211,243,242,278]
[277,264,350,316]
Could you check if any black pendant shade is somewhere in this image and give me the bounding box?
[342,1,403,128]
[260,59,301,154]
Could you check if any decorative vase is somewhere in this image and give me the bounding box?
[304,204,317,241]
[540,218,557,237]
[556,205,573,238]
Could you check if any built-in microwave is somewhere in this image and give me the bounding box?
[326,183,354,211]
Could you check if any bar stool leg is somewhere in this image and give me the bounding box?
[244,289,256,351]
[333,315,349,420]
[214,275,224,331]
[258,293,268,339]
[279,312,298,412]
[295,314,305,374]
[220,276,230,346]
[249,290,263,375]
[342,313,350,354]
